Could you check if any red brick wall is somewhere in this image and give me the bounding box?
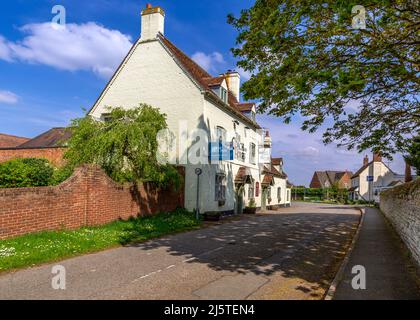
[0,147,66,167]
[0,165,184,239]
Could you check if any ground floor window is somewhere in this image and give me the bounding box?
[277,187,282,201]
[248,183,255,199]
[215,173,226,201]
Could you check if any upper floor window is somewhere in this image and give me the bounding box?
[277,187,282,201]
[220,87,228,103]
[216,126,226,143]
[251,111,256,122]
[249,143,256,164]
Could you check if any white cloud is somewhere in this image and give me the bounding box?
[0,22,132,79]
[191,51,225,73]
[237,67,252,81]
[0,90,19,104]
[0,36,13,61]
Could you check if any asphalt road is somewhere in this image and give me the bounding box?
[0,202,360,300]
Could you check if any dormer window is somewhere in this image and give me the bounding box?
[220,87,228,103]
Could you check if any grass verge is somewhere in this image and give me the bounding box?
[0,208,201,272]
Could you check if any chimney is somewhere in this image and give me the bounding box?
[363,155,369,166]
[141,4,165,41]
[405,161,413,183]
[225,70,241,102]
[373,153,382,162]
[264,129,272,147]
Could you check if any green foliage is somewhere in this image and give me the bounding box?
[248,198,256,208]
[49,166,74,186]
[228,1,419,156]
[0,208,199,272]
[64,104,181,188]
[0,158,54,188]
[404,134,420,175]
[292,186,349,203]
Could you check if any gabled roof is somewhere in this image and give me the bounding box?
[17,128,71,149]
[314,170,352,186]
[89,33,260,128]
[234,167,253,184]
[271,157,283,166]
[0,133,29,148]
[158,34,260,128]
[351,163,370,179]
[235,103,255,112]
[262,174,274,185]
[263,164,287,179]
[351,160,395,179]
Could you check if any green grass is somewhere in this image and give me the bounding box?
[0,208,201,272]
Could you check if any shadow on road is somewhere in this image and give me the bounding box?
[125,208,360,298]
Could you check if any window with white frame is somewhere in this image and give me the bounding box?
[215,173,226,201]
[248,183,255,199]
[277,187,282,201]
[220,87,228,103]
[216,126,226,143]
[249,142,256,164]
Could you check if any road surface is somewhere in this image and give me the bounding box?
[0,202,360,300]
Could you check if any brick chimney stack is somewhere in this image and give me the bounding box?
[373,153,382,163]
[363,155,369,166]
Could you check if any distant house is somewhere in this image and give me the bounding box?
[309,171,353,189]
[0,133,29,148]
[0,128,71,166]
[349,153,410,202]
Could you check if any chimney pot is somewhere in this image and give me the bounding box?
[146,3,152,8]
[363,155,369,166]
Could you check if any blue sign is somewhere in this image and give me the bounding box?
[209,141,234,161]
[366,176,374,182]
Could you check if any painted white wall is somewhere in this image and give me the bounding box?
[352,161,396,201]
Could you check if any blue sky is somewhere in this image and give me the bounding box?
[0,0,406,185]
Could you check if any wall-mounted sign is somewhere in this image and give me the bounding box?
[209,141,234,161]
[366,176,374,182]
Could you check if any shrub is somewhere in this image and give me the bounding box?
[49,165,74,186]
[0,158,54,188]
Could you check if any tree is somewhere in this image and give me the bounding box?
[404,134,420,175]
[64,104,181,188]
[228,0,419,157]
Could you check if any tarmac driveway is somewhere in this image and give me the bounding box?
[0,202,360,300]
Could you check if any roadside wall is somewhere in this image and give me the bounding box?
[380,179,420,266]
[0,165,184,239]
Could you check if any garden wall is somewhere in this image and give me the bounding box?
[0,147,66,167]
[380,179,420,267]
[0,165,184,239]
